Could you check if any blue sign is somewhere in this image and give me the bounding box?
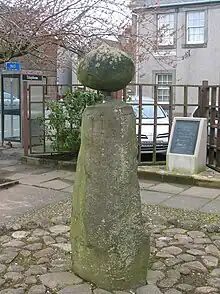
[5,62,21,71]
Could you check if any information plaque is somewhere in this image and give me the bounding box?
[167,117,207,174]
[170,120,200,155]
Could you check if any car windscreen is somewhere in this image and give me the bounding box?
[132,104,166,119]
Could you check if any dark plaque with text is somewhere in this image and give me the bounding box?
[22,74,42,81]
[170,120,200,155]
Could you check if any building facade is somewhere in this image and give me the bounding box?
[130,0,220,109]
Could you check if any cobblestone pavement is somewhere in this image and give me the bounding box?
[0,219,220,293]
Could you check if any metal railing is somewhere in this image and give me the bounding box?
[23,81,220,170]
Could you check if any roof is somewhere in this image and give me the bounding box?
[130,0,220,9]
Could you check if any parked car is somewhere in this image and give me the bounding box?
[2,92,19,109]
[129,97,169,154]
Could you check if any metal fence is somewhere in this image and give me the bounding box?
[198,82,220,172]
[23,81,220,171]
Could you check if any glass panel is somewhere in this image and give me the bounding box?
[2,77,20,114]
[29,85,44,102]
[187,11,205,44]
[3,115,20,140]
[156,74,172,103]
[157,74,172,85]
[188,28,204,43]
[157,75,163,82]
[158,13,175,45]
[1,76,21,142]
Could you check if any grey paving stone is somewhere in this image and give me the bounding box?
[0,160,18,167]
[39,272,83,289]
[1,166,20,172]
[62,186,73,193]
[200,199,220,215]
[148,182,188,194]
[64,173,76,181]
[162,195,210,211]
[7,173,32,180]
[58,284,91,294]
[36,180,70,190]
[18,170,72,185]
[180,186,220,199]
[0,185,71,221]
[139,180,158,190]
[136,285,163,294]
[141,190,173,205]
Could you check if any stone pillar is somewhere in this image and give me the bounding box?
[71,101,149,291]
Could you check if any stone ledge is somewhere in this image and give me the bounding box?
[21,156,76,171]
[0,180,19,190]
[21,156,220,189]
[138,167,220,189]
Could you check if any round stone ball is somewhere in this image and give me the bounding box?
[77,44,135,92]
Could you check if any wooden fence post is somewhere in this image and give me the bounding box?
[199,80,209,117]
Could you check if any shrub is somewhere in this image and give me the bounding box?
[41,88,103,153]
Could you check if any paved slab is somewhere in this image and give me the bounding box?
[1,165,21,172]
[8,173,33,180]
[148,182,188,194]
[139,180,157,190]
[162,195,211,211]
[141,190,173,205]
[64,174,76,181]
[62,186,73,193]
[19,170,74,185]
[2,155,220,217]
[200,199,220,215]
[0,184,71,221]
[180,186,220,199]
[0,160,18,167]
[37,180,71,190]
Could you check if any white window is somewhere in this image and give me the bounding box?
[156,74,172,103]
[186,11,205,44]
[157,13,175,46]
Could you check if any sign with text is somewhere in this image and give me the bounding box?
[166,117,207,174]
[170,120,200,155]
[5,62,21,71]
[22,74,42,81]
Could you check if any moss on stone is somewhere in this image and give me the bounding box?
[77,44,135,92]
[71,102,149,291]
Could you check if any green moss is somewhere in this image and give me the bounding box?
[77,44,135,92]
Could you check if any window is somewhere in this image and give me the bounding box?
[156,74,172,103]
[186,11,205,44]
[157,13,175,46]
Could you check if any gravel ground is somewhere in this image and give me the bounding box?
[4,197,220,234]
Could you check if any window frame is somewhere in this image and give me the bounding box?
[155,73,173,104]
[156,12,177,49]
[183,9,208,48]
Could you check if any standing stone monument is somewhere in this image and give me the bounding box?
[71,44,150,291]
